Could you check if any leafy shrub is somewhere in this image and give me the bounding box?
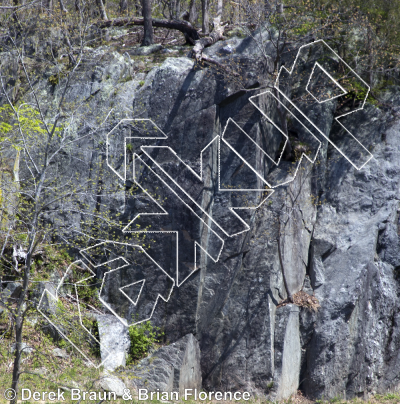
[87,319,101,358]
[48,74,59,86]
[126,320,163,365]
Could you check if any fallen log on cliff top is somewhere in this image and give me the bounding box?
[191,17,226,61]
[190,17,239,76]
[97,16,234,73]
[97,17,200,44]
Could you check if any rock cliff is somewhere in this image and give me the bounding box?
[2,29,399,400]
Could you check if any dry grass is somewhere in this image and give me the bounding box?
[277,291,321,312]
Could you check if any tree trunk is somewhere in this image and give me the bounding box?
[58,0,68,12]
[169,0,175,19]
[135,0,141,16]
[201,0,209,34]
[42,0,53,12]
[141,0,153,46]
[367,27,374,87]
[188,0,197,25]
[119,0,128,13]
[63,31,76,66]
[12,0,18,22]
[175,0,180,20]
[10,235,32,404]
[216,0,222,17]
[10,316,23,404]
[265,0,272,15]
[96,0,108,20]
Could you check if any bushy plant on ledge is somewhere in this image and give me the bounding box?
[126,320,164,365]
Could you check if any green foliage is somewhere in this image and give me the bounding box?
[329,397,343,403]
[45,297,101,361]
[0,105,13,139]
[0,103,62,144]
[89,320,101,357]
[30,245,73,282]
[343,78,376,104]
[382,393,400,400]
[292,20,318,37]
[126,320,164,364]
[226,27,247,38]
[48,74,59,86]
[0,309,104,399]
[75,277,101,306]
[119,74,133,83]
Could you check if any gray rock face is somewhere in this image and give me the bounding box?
[97,314,130,371]
[1,282,22,314]
[129,44,163,56]
[123,334,201,396]
[2,26,399,400]
[2,282,21,297]
[34,281,57,315]
[302,98,400,399]
[273,305,301,401]
[121,44,399,400]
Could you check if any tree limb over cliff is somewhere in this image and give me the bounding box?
[98,16,229,72]
[97,15,230,72]
[97,17,200,44]
[191,16,225,60]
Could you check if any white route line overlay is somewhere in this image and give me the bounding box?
[80,241,175,327]
[38,243,175,367]
[106,121,274,289]
[266,38,372,171]
[37,260,113,369]
[39,40,374,359]
[103,38,372,318]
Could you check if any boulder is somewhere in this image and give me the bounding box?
[11,342,34,354]
[96,314,130,371]
[123,333,201,397]
[129,44,163,56]
[2,26,399,401]
[34,281,57,315]
[53,348,69,359]
[96,373,127,397]
[272,305,301,401]
[0,282,22,314]
[2,282,22,297]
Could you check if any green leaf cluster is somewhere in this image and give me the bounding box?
[30,245,73,282]
[126,320,164,364]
